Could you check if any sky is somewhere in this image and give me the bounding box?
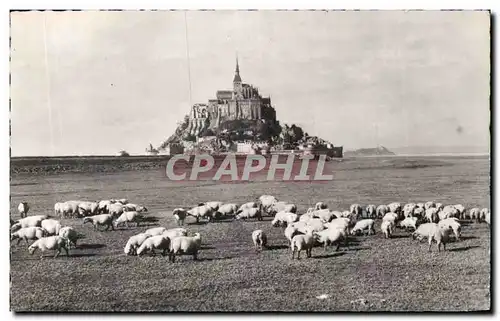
[10,10,490,156]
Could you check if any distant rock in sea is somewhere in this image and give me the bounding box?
[344,146,395,157]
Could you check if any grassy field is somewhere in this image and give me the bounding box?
[10,156,491,312]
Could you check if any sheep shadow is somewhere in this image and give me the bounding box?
[194,256,235,262]
[266,244,289,250]
[68,253,98,258]
[77,243,106,250]
[390,234,411,239]
[343,246,370,252]
[459,236,478,240]
[447,245,481,252]
[200,246,216,250]
[141,216,159,223]
[313,251,347,259]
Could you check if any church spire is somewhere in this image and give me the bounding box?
[233,54,242,83]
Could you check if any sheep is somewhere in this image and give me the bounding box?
[284,224,304,246]
[365,204,376,219]
[268,202,297,216]
[117,198,129,205]
[479,208,490,223]
[403,203,417,217]
[350,219,376,236]
[315,202,328,210]
[399,217,418,231]
[144,227,167,236]
[41,219,62,236]
[202,201,224,211]
[416,202,425,210]
[485,211,491,225]
[350,204,363,218]
[252,230,267,251]
[172,208,188,226]
[97,200,113,213]
[237,202,258,213]
[382,212,398,225]
[123,203,148,213]
[312,209,337,223]
[11,215,48,232]
[136,235,171,257]
[78,201,99,217]
[299,212,315,222]
[258,195,279,213]
[340,210,352,218]
[441,205,459,219]
[28,236,69,259]
[380,220,394,239]
[11,227,46,245]
[290,230,314,259]
[108,203,125,218]
[18,202,30,218]
[216,203,239,219]
[54,202,64,217]
[376,205,390,218]
[304,218,327,234]
[313,228,345,252]
[114,211,143,228]
[435,203,444,211]
[428,225,453,252]
[438,218,461,241]
[161,228,188,239]
[306,207,315,213]
[58,226,80,249]
[469,208,480,221]
[413,207,425,219]
[412,223,438,241]
[425,208,439,223]
[63,200,81,218]
[272,212,298,227]
[83,214,114,231]
[424,201,436,210]
[388,202,402,214]
[169,233,202,263]
[235,208,262,221]
[187,205,214,223]
[324,218,351,232]
[124,233,151,256]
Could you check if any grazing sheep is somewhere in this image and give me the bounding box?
[365,205,376,219]
[284,224,305,246]
[382,212,398,225]
[438,218,461,241]
[304,218,327,234]
[291,231,314,259]
[124,233,151,256]
[18,202,30,218]
[324,218,351,232]
[299,212,315,222]
[412,223,438,241]
[413,207,425,219]
[108,203,125,217]
[136,235,171,256]
[350,219,376,236]
[123,204,148,213]
[258,195,279,214]
[306,207,315,213]
[315,202,328,210]
[399,217,418,231]
[202,201,224,211]
[144,227,167,236]
[28,236,69,259]
[216,203,239,219]
[381,220,394,239]
[117,199,129,205]
[78,201,99,217]
[114,211,143,228]
[403,203,416,217]
[11,215,48,232]
[441,205,459,219]
[63,201,81,218]
[187,205,214,223]
[237,202,258,213]
[313,228,345,251]
[169,233,202,263]
[428,225,453,252]
[161,228,188,239]
[424,201,436,210]
[172,208,188,226]
[41,219,62,236]
[479,208,490,223]
[235,208,262,221]
[58,226,80,249]
[485,211,491,225]
[376,205,390,218]
[435,203,444,211]
[350,204,362,218]
[252,230,267,251]
[54,202,64,217]
[97,200,113,214]
[312,209,337,223]
[416,203,425,209]
[11,227,46,245]
[268,202,297,216]
[272,212,298,227]
[425,208,439,223]
[388,202,402,214]
[469,207,480,221]
[83,214,114,231]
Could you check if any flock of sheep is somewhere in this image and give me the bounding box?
[11,196,491,261]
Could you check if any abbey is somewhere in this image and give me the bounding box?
[186,58,277,136]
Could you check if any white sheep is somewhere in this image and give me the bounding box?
[117,198,129,205]
[83,214,114,231]
[136,235,171,256]
[78,201,99,217]
[169,233,202,263]
[114,211,143,228]
[324,218,351,233]
[258,195,279,213]
[202,201,224,211]
[97,200,113,213]
[453,204,466,219]
[268,202,297,216]
[399,217,418,231]
[376,205,390,218]
[438,218,461,241]
[416,202,425,209]
[428,225,453,252]
[380,220,394,239]
[187,204,214,223]
[237,202,258,213]
[412,223,438,241]
[388,202,402,214]
[425,208,439,223]
[108,203,125,217]
[172,208,188,226]
[54,202,64,217]
[299,212,315,222]
[216,203,239,219]
[304,218,327,234]
[41,219,62,236]
[18,202,30,218]
[441,205,459,219]
[403,203,416,217]
[144,227,167,236]
[350,204,362,218]
[469,207,480,221]
[58,226,80,249]
[290,230,314,259]
[123,203,148,213]
[124,233,151,256]
[272,211,298,227]
[312,209,337,223]
[365,205,376,219]
[313,228,345,251]
[382,212,398,225]
[413,207,425,219]
[314,202,328,210]
[11,215,48,232]
[284,224,303,246]
[485,211,491,225]
[63,200,81,218]
[350,219,376,236]
[479,208,490,223]
[252,230,267,251]
[235,208,262,221]
[28,236,69,259]
[435,203,444,211]
[11,227,46,245]
[162,228,188,239]
[424,201,436,210]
